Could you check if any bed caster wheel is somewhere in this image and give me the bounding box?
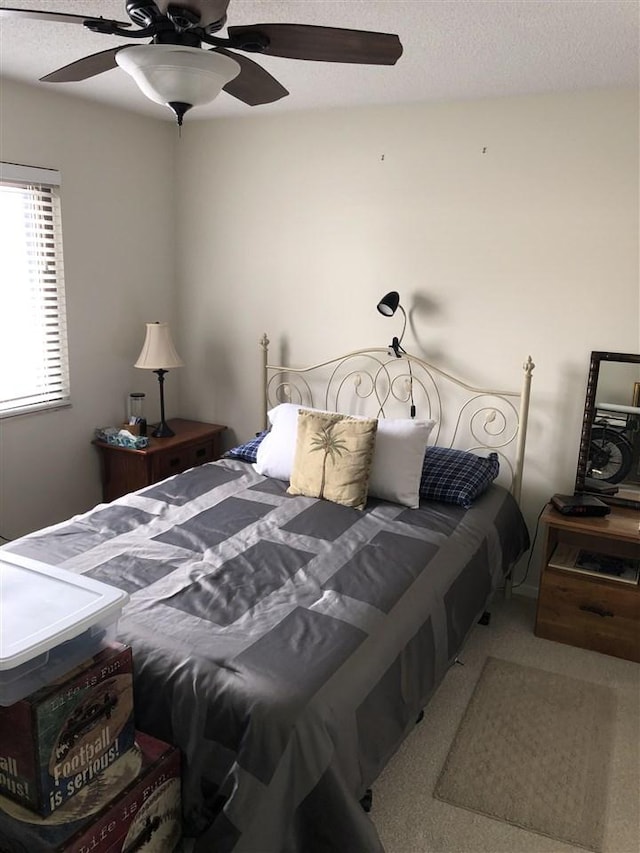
[415,709,424,724]
[478,610,491,626]
[360,788,373,813]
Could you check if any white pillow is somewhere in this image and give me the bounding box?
[255,403,436,508]
[368,417,435,508]
[254,402,303,481]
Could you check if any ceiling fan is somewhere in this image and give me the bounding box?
[0,1,403,125]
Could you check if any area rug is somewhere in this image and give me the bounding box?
[434,656,616,852]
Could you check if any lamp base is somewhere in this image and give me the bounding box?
[152,420,175,438]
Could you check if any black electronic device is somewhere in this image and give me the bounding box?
[550,493,611,517]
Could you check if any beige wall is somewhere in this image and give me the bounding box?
[173,88,639,592]
[0,80,177,538]
[1,83,637,594]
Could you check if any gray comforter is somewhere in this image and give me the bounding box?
[6,459,529,852]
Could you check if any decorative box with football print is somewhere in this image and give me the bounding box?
[0,644,135,817]
[0,731,181,853]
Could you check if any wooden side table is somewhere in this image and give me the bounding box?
[534,502,640,661]
[94,419,226,502]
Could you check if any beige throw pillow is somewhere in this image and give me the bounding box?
[287,410,378,510]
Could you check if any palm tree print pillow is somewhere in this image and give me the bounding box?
[287,410,378,510]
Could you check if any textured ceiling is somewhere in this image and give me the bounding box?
[0,0,638,122]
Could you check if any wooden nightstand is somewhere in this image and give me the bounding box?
[534,503,640,662]
[94,419,226,502]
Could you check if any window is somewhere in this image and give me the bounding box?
[0,163,71,417]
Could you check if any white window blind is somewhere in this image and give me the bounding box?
[0,162,71,417]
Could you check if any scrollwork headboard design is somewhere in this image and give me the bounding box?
[260,334,534,504]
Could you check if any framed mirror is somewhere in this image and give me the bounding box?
[575,351,640,508]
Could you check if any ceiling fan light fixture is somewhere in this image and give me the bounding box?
[115,45,240,124]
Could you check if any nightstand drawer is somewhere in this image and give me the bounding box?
[153,440,214,481]
[536,569,640,661]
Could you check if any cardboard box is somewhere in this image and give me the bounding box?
[0,645,135,817]
[0,731,181,853]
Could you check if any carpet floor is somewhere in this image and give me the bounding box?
[370,595,640,853]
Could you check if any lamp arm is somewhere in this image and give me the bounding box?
[397,304,407,347]
[389,305,407,358]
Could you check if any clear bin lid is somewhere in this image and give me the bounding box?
[0,551,129,669]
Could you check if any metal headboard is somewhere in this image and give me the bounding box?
[260,334,534,504]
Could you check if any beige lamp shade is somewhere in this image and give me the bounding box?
[135,323,184,370]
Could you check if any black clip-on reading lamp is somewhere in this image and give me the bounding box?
[376,291,416,417]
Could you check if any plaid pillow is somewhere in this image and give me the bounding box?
[222,430,268,464]
[419,446,500,508]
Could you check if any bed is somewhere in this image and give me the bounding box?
[2,336,534,853]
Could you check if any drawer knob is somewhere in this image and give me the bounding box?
[579,604,613,618]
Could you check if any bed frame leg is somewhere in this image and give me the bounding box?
[360,788,373,813]
[477,611,491,626]
[504,572,513,599]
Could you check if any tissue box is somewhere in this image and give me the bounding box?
[0,645,135,817]
[120,422,147,437]
[0,731,181,853]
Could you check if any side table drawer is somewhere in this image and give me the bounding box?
[536,569,640,661]
[187,440,216,468]
[153,440,215,481]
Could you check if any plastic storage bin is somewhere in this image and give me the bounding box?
[0,551,129,706]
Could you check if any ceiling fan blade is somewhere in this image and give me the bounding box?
[0,6,131,27]
[40,47,128,83]
[214,48,288,105]
[227,23,403,65]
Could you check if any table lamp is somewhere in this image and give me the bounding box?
[134,322,183,437]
